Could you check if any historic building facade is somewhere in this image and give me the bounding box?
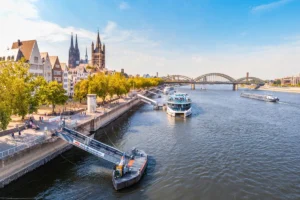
[49,56,63,83]
[40,52,53,82]
[68,33,80,68]
[91,31,105,69]
[11,40,44,77]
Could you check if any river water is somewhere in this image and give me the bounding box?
[1,86,300,200]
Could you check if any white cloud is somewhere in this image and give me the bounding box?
[1,0,300,80]
[119,1,130,10]
[251,0,293,13]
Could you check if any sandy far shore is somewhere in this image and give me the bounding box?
[258,86,300,94]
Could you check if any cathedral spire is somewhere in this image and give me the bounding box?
[96,29,101,48]
[75,34,78,50]
[85,47,88,63]
[70,33,74,49]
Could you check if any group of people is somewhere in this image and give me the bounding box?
[39,116,44,122]
[11,125,21,139]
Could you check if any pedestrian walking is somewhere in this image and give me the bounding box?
[19,129,21,136]
[12,132,15,139]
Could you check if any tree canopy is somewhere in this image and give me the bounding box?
[0,59,68,130]
[39,81,69,113]
[74,73,162,103]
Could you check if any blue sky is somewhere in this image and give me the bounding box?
[1,0,300,79]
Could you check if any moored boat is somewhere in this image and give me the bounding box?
[112,148,148,190]
[166,93,192,117]
[163,86,175,95]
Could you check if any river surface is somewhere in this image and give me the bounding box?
[1,86,300,200]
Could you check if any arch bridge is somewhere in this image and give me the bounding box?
[162,73,265,91]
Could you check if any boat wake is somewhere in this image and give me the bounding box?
[278,101,300,108]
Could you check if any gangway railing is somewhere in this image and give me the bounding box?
[152,88,163,93]
[56,127,130,164]
[137,94,158,106]
[147,91,160,95]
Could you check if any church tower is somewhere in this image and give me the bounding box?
[75,34,80,65]
[68,33,80,68]
[91,30,105,69]
[85,47,88,63]
[68,33,75,68]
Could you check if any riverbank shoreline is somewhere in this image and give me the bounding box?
[0,91,151,188]
[258,86,300,94]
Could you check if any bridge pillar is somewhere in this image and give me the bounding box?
[191,83,195,90]
[233,84,238,91]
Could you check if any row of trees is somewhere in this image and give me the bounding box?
[0,59,162,130]
[0,59,68,130]
[74,73,162,103]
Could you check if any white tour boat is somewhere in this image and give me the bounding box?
[166,93,192,117]
[163,86,175,95]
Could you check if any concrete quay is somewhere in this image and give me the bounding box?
[0,95,144,188]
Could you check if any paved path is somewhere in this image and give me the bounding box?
[0,96,137,155]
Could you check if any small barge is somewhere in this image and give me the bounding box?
[56,126,148,190]
[241,92,279,102]
[113,148,148,190]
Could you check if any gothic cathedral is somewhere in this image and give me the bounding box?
[91,30,105,69]
[68,33,80,68]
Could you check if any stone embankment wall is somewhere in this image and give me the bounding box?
[0,96,143,188]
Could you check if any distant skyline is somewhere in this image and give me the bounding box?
[1,0,300,79]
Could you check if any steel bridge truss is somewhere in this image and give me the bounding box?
[163,73,264,84]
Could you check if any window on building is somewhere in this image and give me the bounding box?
[54,71,61,76]
[11,56,14,60]
[56,64,60,68]
[34,56,38,63]
[0,57,2,61]
[7,56,10,60]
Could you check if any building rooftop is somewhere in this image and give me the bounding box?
[49,56,59,68]
[60,62,68,71]
[11,40,36,61]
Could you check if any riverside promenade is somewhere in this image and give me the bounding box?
[0,94,146,188]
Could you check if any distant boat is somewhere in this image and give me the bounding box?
[163,86,175,95]
[240,93,279,102]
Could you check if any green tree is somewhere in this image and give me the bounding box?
[0,102,11,131]
[0,59,46,121]
[89,73,110,103]
[273,79,281,86]
[74,79,89,103]
[40,81,68,114]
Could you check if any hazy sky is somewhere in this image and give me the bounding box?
[0,0,300,79]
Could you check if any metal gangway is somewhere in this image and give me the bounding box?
[137,94,158,106]
[56,127,130,164]
[152,88,164,93]
[147,90,159,95]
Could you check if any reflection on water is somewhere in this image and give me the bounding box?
[1,85,300,200]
